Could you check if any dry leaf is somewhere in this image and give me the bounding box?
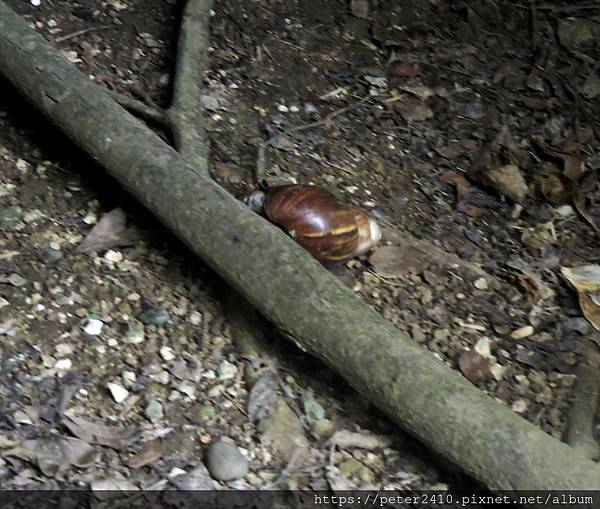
[369,245,432,278]
[126,439,163,469]
[3,437,98,477]
[469,126,530,203]
[63,415,138,450]
[458,350,491,384]
[76,208,137,253]
[394,97,433,122]
[561,265,600,331]
[247,372,279,423]
[387,62,418,78]
[440,170,471,201]
[350,0,369,18]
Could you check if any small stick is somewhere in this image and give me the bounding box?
[54,26,109,43]
[106,89,167,124]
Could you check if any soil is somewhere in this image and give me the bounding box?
[0,0,599,494]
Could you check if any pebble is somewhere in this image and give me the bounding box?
[170,465,214,490]
[205,440,248,482]
[411,324,426,344]
[124,323,145,344]
[473,277,488,290]
[82,318,103,336]
[160,346,175,362]
[7,273,27,287]
[107,382,129,403]
[40,247,62,264]
[145,399,164,423]
[104,250,123,263]
[121,371,137,387]
[490,363,507,381]
[138,307,170,326]
[511,400,528,413]
[55,343,73,356]
[218,360,238,380]
[474,338,492,358]
[54,358,72,370]
[510,325,534,340]
[22,209,44,224]
[189,310,202,326]
[82,211,97,225]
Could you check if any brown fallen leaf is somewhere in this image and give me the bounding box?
[63,415,138,450]
[561,265,600,331]
[458,350,491,384]
[534,173,571,205]
[469,126,530,203]
[126,438,163,469]
[515,273,540,307]
[573,172,600,232]
[75,208,138,253]
[485,164,528,204]
[440,170,471,201]
[394,97,433,123]
[350,0,369,18]
[2,437,99,478]
[369,245,432,278]
[387,62,418,78]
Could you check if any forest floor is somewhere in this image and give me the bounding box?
[0,0,599,495]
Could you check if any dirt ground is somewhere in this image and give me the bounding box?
[0,0,599,494]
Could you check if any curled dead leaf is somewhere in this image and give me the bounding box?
[369,245,432,278]
[561,265,600,331]
[458,350,491,384]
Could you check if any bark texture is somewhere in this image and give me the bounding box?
[0,2,599,491]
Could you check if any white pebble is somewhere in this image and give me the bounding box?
[104,250,123,263]
[54,358,72,370]
[218,360,238,380]
[510,325,534,340]
[473,277,488,290]
[107,382,129,403]
[160,346,175,361]
[82,211,97,225]
[511,399,528,413]
[474,338,492,358]
[121,371,137,387]
[189,310,202,326]
[30,0,41,5]
[82,318,103,336]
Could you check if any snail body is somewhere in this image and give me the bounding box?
[246,184,381,262]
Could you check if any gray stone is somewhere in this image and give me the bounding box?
[138,307,170,326]
[205,440,248,482]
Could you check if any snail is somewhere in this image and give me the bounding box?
[245,184,381,262]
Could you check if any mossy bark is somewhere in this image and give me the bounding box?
[0,2,599,491]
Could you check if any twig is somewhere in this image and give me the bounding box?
[538,2,599,12]
[54,26,109,43]
[565,338,600,460]
[106,89,167,124]
[255,94,372,182]
[529,0,539,54]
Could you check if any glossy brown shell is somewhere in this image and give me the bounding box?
[264,184,378,261]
